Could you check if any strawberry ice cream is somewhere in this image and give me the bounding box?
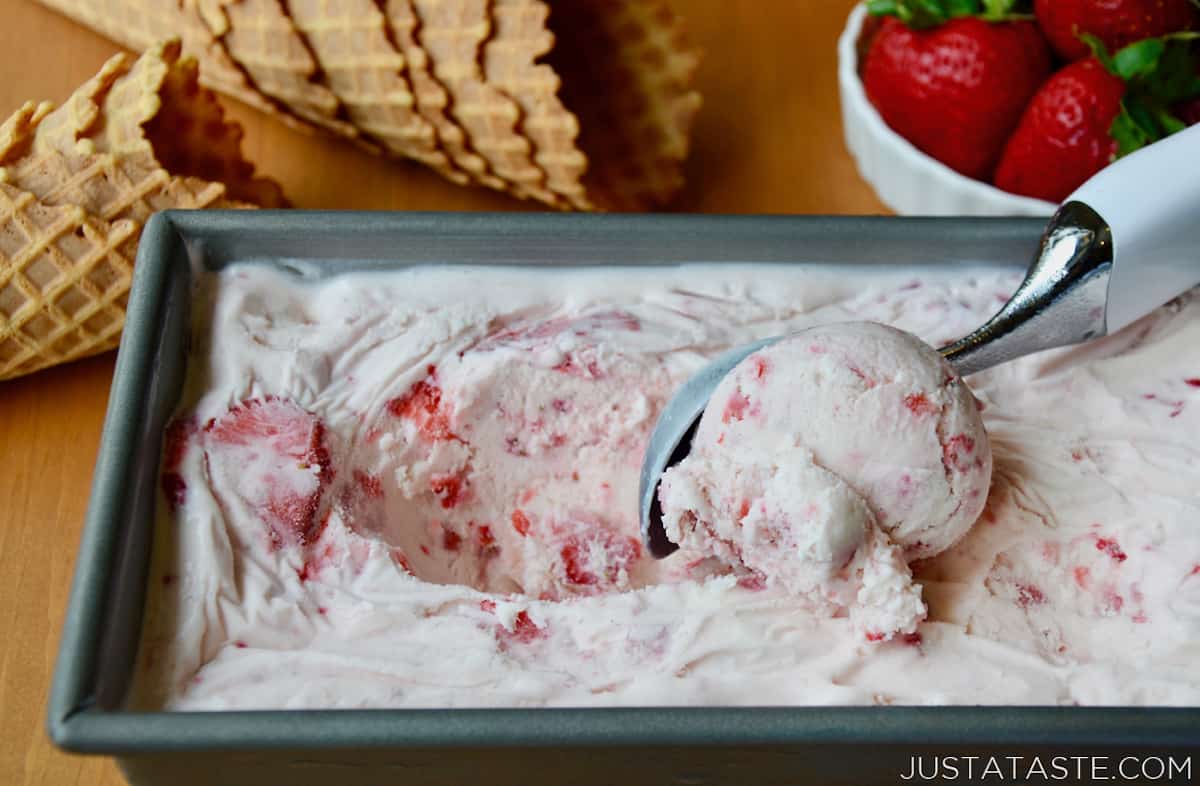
[658,323,992,640]
[131,263,1200,709]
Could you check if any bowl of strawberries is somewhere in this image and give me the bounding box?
[838,0,1200,215]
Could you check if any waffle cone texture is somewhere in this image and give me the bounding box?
[36,0,702,211]
[0,40,286,381]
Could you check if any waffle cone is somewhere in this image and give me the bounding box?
[1,41,285,219]
[410,0,559,205]
[143,51,289,206]
[0,182,138,380]
[197,0,367,143]
[383,0,502,188]
[484,0,589,209]
[0,103,53,163]
[26,53,128,154]
[33,0,703,211]
[34,0,286,123]
[286,0,464,181]
[545,0,701,211]
[0,41,283,381]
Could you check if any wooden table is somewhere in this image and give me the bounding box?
[0,0,884,782]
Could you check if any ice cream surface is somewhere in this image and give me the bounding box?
[658,323,992,640]
[133,262,1200,709]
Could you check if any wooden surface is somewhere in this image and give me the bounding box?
[0,0,884,783]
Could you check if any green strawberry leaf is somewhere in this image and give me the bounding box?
[1111,39,1166,80]
[867,0,902,15]
[1087,33,1200,120]
[866,0,948,27]
[1127,97,1161,136]
[1110,92,1193,158]
[866,0,1031,26]
[980,0,1032,18]
[946,0,980,15]
[1081,33,1119,74]
[1110,104,1156,158]
[1157,108,1188,135]
[1136,34,1200,102]
[907,0,957,27]
[1104,31,1199,158]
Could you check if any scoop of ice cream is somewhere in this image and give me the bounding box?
[659,322,992,639]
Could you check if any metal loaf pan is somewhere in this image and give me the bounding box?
[48,211,1200,786]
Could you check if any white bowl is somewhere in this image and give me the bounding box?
[837,3,1056,216]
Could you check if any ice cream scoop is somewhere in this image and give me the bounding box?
[641,124,1200,557]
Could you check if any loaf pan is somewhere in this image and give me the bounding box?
[48,211,1200,785]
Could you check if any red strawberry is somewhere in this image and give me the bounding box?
[203,396,333,548]
[1034,0,1199,62]
[995,35,1200,200]
[863,16,1054,180]
[994,58,1126,200]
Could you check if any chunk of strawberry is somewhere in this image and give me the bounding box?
[160,416,198,510]
[387,365,457,441]
[557,529,642,594]
[204,397,332,549]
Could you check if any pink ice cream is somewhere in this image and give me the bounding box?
[658,323,992,640]
[132,264,1200,710]
[335,309,668,601]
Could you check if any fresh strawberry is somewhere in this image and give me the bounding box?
[862,1,1054,180]
[994,58,1126,199]
[1034,0,1199,62]
[995,35,1200,200]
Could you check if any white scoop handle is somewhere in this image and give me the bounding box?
[1068,123,1200,332]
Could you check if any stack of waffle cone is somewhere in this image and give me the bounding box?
[286,0,463,180]
[0,40,285,381]
[37,0,285,123]
[34,0,702,211]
